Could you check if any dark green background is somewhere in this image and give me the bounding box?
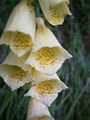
[0,0,90,120]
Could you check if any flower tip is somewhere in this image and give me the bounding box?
[66,51,73,59]
[24,93,28,97]
[67,9,72,16]
[69,54,73,58]
[64,85,68,89]
[24,91,30,97]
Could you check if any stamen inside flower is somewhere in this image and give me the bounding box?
[37,80,57,95]
[8,66,27,82]
[49,2,69,24]
[36,47,57,67]
[10,31,32,56]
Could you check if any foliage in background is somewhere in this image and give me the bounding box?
[0,0,90,120]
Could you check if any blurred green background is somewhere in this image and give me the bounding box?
[0,0,90,120]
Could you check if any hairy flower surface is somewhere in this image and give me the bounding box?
[39,0,71,25]
[27,98,54,120]
[0,0,35,57]
[25,71,67,106]
[25,18,72,75]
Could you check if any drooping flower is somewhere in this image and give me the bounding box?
[27,98,54,120]
[39,0,71,26]
[0,51,31,91]
[25,17,72,75]
[0,0,36,57]
[25,68,67,106]
[0,64,31,91]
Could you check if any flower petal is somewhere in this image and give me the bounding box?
[3,51,31,72]
[0,65,31,90]
[0,0,35,56]
[31,68,59,83]
[27,98,54,120]
[25,79,67,106]
[39,0,71,25]
[33,18,60,52]
[0,31,12,45]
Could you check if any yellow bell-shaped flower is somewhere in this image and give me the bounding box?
[25,68,67,106]
[39,0,71,25]
[0,64,31,91]
[0,0,36,57]
[0,51,32,91]
[25,18,72,75]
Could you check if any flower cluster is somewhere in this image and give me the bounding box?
[0,0,72,119]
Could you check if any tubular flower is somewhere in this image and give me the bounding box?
[39,0,71,26]
[27,98,54,120]
[0,0,36,57]
[0,64,31,91]
[25,70,67,106]
[25,18,72,75]
[0,51,32,90]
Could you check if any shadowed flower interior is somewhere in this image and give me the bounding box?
[0,65,31,90]
[10,31,32,56]
[8,66,27,82]
[25,47,66,75]
[36,47,58,67]
[25,78,67,106]
[39,0,71,25]
[49,1,70,25]
[2,31,33,57]
[36,80,58,95]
